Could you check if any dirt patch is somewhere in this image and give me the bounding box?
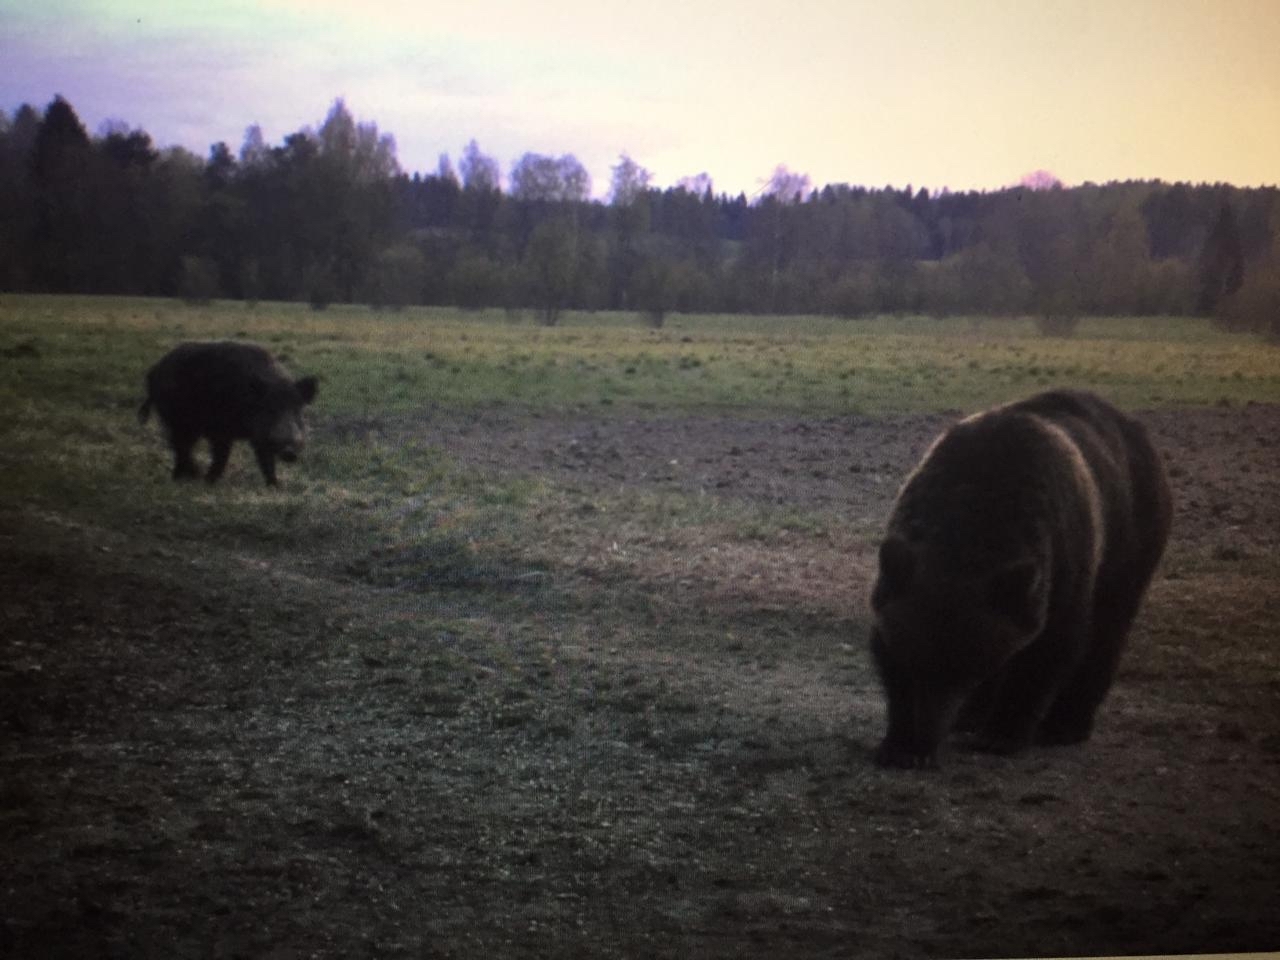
[428,402,1280,554]
[430,409,947,515]
[4,404,1280,958]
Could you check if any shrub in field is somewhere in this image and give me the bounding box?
[178,255,221,305]
[828,268,877,319]
[368,244,424,311]
[305,264,336,312]
[1034,312,1082,338]
[1196,200,1245,315]
[631,252,682,329]
[1135,258,1195,316]
[450,250,504,311]
[921,244,1032,318]
[523,218,582,326]
[238,259,262,307]
[1217,261,1280,341]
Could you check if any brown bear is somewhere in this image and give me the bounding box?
[869,390,1172,768]
[138,341,318,486]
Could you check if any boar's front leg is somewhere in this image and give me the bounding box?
[250,440,279,486]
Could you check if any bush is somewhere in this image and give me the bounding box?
[1034,313,1082,338]
[368,245,424,311]
[1135,259,1194,316]
[177,255,220,305]
[1217,261,1280,341]
[631,252,681,328]
[304,265,336,311]
[449,251,504,311]
[827,268,876,319]
[308,288,331,312]
[238,259,262,307]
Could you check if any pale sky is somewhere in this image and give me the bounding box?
[2,0,1278,197]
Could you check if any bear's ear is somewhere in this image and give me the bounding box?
[872,537,915,610]
[986,560,1045,634]
[295,376,318,405]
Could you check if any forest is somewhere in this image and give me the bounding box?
[1,95,1277,334]
[4,93,1280,957]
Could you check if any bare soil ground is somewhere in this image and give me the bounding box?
[4,405,1279,958]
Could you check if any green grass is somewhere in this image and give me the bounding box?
[4,297,1277,428]
[2,293,1278,591]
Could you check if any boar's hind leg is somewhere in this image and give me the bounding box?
[170,431,200,480]
[250,441,279,486]
[205,437,233,484]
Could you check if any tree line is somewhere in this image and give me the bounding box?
[1,95,1277,336]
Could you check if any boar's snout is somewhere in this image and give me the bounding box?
[267,411,307,462]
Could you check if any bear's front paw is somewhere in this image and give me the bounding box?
[873,739,939,770]
[1035,720,1092,746]
[967,730,1033,756]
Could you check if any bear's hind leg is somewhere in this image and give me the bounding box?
[974,623,1087,755]
[1037,584,1147,745]
[955,673,1003,734]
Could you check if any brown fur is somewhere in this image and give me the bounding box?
[869,390,1172,768]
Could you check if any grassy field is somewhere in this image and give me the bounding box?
[3,295,1280,958]
[4,296,1278,419]
[4,295,1276,579]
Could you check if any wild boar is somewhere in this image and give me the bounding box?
[138,340,318,486]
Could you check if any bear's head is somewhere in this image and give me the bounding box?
[869,536,1050,766]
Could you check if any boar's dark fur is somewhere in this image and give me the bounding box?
[138,340,318,486]
[869,390,1172,769]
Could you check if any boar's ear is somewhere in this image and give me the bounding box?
[295,376,318,405]
[986,560,1045,634]
[872,537,914,610]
